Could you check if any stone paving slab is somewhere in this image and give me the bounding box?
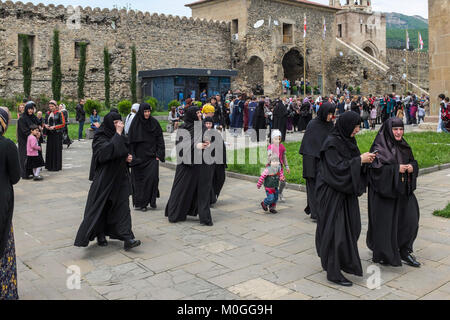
[11,139,450,300]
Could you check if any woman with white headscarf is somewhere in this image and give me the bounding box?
[125,103,140,135]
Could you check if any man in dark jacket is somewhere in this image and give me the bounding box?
[76,99,86,140]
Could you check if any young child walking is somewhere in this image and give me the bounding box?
[267,130,290,201]
[370,105,377,130]
[257,154,285,214]
[27,124,45,181]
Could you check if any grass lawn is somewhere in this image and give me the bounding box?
[227,131,450,185]
[5,119,169,143]
[433,203,450,218]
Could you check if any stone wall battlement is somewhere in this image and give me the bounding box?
[0,0,230,30]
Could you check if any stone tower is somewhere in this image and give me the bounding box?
[334,0,386,59]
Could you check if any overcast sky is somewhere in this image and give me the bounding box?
[10,0,429,19]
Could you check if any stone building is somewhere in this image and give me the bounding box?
[429,0,450,116]
[0,0,430,107]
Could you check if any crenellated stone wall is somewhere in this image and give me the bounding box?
[0,0,231,100]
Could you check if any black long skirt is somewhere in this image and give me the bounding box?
[45,132,63,171]
[18,138,32,178]
[131,158,160,208]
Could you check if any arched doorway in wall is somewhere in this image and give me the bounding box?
[245,55,264,95]
[282,49,305,85]
[363,46,375,57]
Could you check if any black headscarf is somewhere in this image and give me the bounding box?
[327,111,361,158]
[128,103,160,143]
[97,112,122,139]
[299,102,335,158]
[370,117,413,168]
[22,101,38,125]
[0,108,9,135]
[183,106,200,126]
[274,100,288,117]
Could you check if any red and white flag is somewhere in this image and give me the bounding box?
[406,30,410,50]
[419,32,424,50]
[322,17,326,40]
[303,14,307,38]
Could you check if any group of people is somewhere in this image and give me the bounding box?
[1,86,446,299]
[298,104,421,286]
[16,100,70,181]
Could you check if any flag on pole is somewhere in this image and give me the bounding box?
[419,32,424,50]
[322,17,326,40]
[406,30,410,50]
[303,14,307,38]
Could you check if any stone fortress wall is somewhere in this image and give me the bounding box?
[0,0,430,102]
[0,0,232,100]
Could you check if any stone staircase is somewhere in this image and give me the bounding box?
[336,38,429,96]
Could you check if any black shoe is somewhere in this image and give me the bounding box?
[33,175,44,181]
[200,221,214,226]
[97,235,108,247]
[401,253,421,268]
[329,277,353,287]
[269,208,278,214]
[124,239,141,251]
[27,174,34,180]
[373,257,390,266]
[150,203,157,209]
[137,207,147,212]
[304,206,311,216]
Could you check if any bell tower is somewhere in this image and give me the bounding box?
[341,0,372,13]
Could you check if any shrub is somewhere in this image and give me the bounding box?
[195,101,203,108]
[52,29,62,101]
[356,86,361,94]
[313,86,320,95]
[77,42,87,99]
[292,86,298,94]
[168,99,181,109]
[84,99,103,116]
[348,86,354,93]
[145,97,163,111]
[117,100,132,116]
[130,45,137,103]
[104,47,111,109]
[20,34,32,99]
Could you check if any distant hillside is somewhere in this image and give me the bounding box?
[384,12,428,51]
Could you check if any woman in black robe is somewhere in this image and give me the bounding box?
[17,102,38,179]
[165,107,214,226]
[315,112,376,286]
[298,99,312,132]
[0,108,20,300]
[128,103,165,211]
[299,102,335,220]
[44,100,65,172]
[74,112,141,251]
[252,101,267,142]
[272,100,288,142]
[367,117,420,267]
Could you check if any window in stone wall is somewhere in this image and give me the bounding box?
[365,25,368,34]
[232,19,239,38]
[75,42,89,59]
[338,24,342,38]
[360,24,363,33]
[18,34,35,67]
[283,23,293,44]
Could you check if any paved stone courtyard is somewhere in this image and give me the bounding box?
[12,137,450,300]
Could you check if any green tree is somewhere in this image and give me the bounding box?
[77,42,87,100]
[51,29,62,101]
[20,34,32,98]
[130,45,137,103]
[103,47,110,108]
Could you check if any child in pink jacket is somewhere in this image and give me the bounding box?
[27,125,45,181]
[257,154,285,214]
